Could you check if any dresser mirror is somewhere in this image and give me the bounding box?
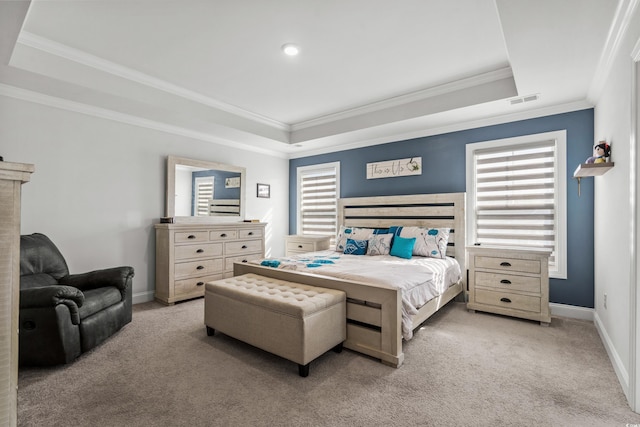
[165,155,246,223]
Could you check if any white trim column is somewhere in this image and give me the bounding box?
[631,36,640,412]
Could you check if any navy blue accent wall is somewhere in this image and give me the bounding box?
[289,109,595,308]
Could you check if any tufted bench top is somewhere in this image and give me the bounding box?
[205,273,345,318]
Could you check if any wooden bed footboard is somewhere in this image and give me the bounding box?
[234,262,405,367]
[233,192,466,367]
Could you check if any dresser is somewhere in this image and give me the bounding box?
[467,245,551,325]
[155,222,266,305]
[0,161,34,427]
[285,235,331,256]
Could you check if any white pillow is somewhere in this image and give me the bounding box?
[398,226,450,258]
[367,233,393,256]
[335,226,375,252]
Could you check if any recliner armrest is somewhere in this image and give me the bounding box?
[20,285,85,325]
[61,266,134,293]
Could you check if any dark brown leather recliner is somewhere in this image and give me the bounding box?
[19,233,134,366]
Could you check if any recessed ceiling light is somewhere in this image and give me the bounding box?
[282,43,300,56]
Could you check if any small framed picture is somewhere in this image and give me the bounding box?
[257,183,270,198]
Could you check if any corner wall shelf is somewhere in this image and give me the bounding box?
[573,162,614,196]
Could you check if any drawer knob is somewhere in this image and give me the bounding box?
[298,245,303,248]
[220,233,227,237]
[188,235,196,239]
[241,245,248,249]
[196,265,204,270]
[242,259,248,263]
[248,232,254,236]
[196,282,205,286]
[500,262,512,267]
[500,279,512,284]
[500,297,512,303]
[196,249,204,253]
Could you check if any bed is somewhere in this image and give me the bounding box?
[234,192,466,367]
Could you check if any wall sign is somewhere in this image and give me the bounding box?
[225,177,240,188]
[366,157,422,179]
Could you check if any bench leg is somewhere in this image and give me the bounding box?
[206,326,215,336]
[298,363,310,377]
[332,342,343,353]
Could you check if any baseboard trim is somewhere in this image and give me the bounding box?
[594,311,630,399]
[133,291,155,304]
[550,302,594,321]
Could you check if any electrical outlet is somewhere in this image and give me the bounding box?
[604,293,607,309]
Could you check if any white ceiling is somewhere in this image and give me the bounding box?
[0,0,622,157]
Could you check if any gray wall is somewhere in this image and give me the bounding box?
[0,95,289,303]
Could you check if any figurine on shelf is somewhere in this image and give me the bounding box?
[586,141,611,164]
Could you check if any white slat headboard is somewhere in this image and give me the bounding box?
[337,192,466,287]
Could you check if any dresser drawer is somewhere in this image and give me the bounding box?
[475,289,541,313]
[225,239,262,255]
[175,242,223,261]
[224,253,265,271]
[174,258,223,279]
[287,241,316,252]
[240,228,263,239]
[209,230,239,241]
[175,274,223,296]
[175,231,209,243]
[475,271,541,293]
[475,256,540,274]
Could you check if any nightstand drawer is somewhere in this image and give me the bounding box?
[475,272,541,293]
[475,289,541,313]
[284,235,331,256]
[175,242,223,261]
[475,256,540,274]
[287,241,316,252]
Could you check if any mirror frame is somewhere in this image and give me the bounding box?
[166,155,246,223]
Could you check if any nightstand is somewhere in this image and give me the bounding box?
[467,245,551,325]
[285,235,331,256]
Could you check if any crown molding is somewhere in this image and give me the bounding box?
[291,67,514,132]
[587,0,639,103]
[16,31,291,132]
[288,99,593,159]
[0,83,288,158]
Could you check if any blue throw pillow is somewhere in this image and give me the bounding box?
[344,238,368,255]
[390,236,416,259]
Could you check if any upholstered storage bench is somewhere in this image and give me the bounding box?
[204,273,346,377]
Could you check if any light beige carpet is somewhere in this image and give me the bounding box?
[18,299,640,426]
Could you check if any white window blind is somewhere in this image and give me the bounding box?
[467,131,567,278]
[194,177,214,216]
[297,162,340,242]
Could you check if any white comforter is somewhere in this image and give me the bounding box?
[252,250,462,340]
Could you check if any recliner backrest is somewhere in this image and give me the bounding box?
[20,233,69,290]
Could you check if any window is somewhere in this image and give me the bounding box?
[193,176,214,216]
[297,162,340,243]
[466,131,567,279]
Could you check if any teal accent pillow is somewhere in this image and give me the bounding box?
[390,236,416,259]
[344,238,368,255]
